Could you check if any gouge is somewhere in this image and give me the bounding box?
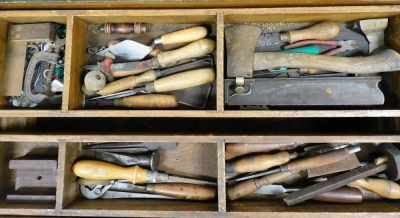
[84,94,179,109]
[226,144,354,175]
[72,160,217,187]
[97,26,208,61]
[225,143,301,161]
[348,178,400,199]
[88,68,215,100]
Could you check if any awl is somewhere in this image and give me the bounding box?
[84,94,179,109]
[84,38,215,78]
[72,160,217,187]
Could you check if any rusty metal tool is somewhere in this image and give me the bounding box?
[98,22,147,35]
[72,160,217,187]
[228,144,360,181]
[79,179,216,201]
[95,150,160,170]
[225,77,384,106]
[306,153,361,178]
[283,143,400,206]
[97,26,208,61]
[83,142,177,153]
[255,185,362,203]
[83,94,179,109]
[225,143,302,161]
[84,39,215,78]
[87,68,215,100]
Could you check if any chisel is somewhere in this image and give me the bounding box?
[84,38,215,77]
[348,177,400,199]
[225,143,301,161]
[84,94,178,109]
[226,144,354,175]
[72,160,217,187]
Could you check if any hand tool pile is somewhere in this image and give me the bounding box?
[225,142,400,206]
[82,23,216,110]
[3,23,66,108]
[225,19,396,108]
[73,142,217,201]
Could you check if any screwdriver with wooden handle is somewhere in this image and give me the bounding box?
[279,21,340,43]
[226,144,355,175]
[84,94,178,109]
[225,143,301,160]
[72,160,217,187]
[88,68,215,100]
[348,177,400,199]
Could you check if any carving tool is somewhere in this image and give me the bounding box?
[72,160,217,187]
[225,143,301,161]
[348,177,400,199]
[97,26,208,61]
[94,150,160,170]
[83,142,177,153]
[83,94,179,109]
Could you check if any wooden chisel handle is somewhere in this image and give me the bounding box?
[150,183,216,201]
[253,49,400,74]
[157,38,215,67]
[114,94,178,109]
[72,160,149,184]
[158,26,208,45]
[145,68,215,93]
[279,21,340,43]
[225,151,291,174]
[348,178,400,199]
[225,143,298,160]
[227,171,293,200]
[282,147,351,172]
[312,186,362,203]
[98,70,158,96]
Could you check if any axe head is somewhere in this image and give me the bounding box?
[225,25,261,78]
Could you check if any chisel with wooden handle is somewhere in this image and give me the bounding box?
[86,38,215,77]
[279,21,340,43]
[88,68,215,100]
[84,94,178,109]
[254,49,400,74]
[348,178,400,199]
[226,144,356,175]
[225,143,301,161]
[72,160,217,186]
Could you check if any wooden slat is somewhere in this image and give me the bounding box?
[217,140,226,212]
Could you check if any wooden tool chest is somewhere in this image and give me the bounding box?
[1,2,400,217]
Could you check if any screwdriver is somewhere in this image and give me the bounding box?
[226,143,353,175]
[84,94,178,109]
[88,68,215,100]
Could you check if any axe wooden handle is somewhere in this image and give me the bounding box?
[160,26,208,45]
[253,49,400,74]
[279,21,340,43]
[152,183,216,201]
[348,178,400,199]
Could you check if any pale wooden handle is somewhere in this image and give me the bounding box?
[286,147,350,171]
[225,143,295,160]
[72,160,148,184]
[160,26,208,45]
[148,68,215,93]
[281,21,340,43]
[227,172,293,200]
[98,70,157,96]
[226,151,291,174]
[253,49,400,74]
[348,178,400,199]
[153,183,216,201]
[115,94,178,109]
[157,39,215,67]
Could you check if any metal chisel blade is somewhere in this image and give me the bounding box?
[168,175,217,187]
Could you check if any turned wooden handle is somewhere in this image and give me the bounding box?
[114,94,178,109]
[157,38,215,67]
[225,143,296,160]
[72,160,148,184]
[284,147,350,172]
[98,70,158,96]
[312,187,363,203]
[145,68,215,93]
[227,171,293,200]
[225,151,291,174]
[279,21,340,43]
[253,49,400,74]
[348,178,400,199]
[152,183,216,201]
[160,26,208,45]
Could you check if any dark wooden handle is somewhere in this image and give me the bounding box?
[225,143,296,160]
[226,151,291,174]
[284,148,350,172]
[227,172,293,200]
[253,49,400,74]
[280,21,340,43]
[312,186,363,203]
[153,183,216,201]
[101,23,146,35]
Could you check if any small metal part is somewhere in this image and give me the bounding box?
[235,77,245,93]
[87,47,98,54]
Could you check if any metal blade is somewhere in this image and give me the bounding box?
[83,142,177,151]
[254,185,289,195]
[100,190,173,199]
[231,168,281,183]
[306,153,361,178]
[86,88,146,100]
[82,58,156,72]
[168,175,217,187]
[255,33,285,52]
[96,40,153,61]
[297,143,351,158]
